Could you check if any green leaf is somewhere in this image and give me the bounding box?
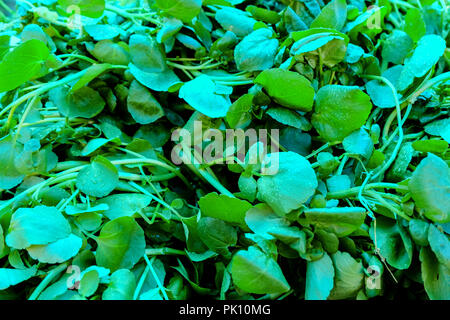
[412,139,448,154]
[397,35,446,91]
[90,40,130,65]
[408,219,429,246]
[266,107,308,129]
[197,217,237,255]
[96,217,145,271]
[155,0,202,23]
[312,85,372,142]
[76,156,119,198]
[127,80,164,124]
[425,118,450,143]
[198,192,252,228]
[369,217,413,270]
[97,193,152,220]
[157,17,183,43]
[305,252,335,300]
[231,246,290,294]
[129,63,180,92]
[404,8,426,43]
[0,266,38,290]
[71,64,112,92]
[245,204,307,254]
[365,65,403,109]
[58,0,105,18]
[21,24,49,45]
[129,34,166,73]
[215,6,256,37]
[0,225,4,255]
[0,35,10,59]
[409,153,450,223]
[420,246,450,300]
[315,229,339,254]
[226,93,253,128]
[290,29,349,68]
[49,86,105,119]
[85,24,121,41]
[428,224,450,269]
[6,206,71,249]
[0,39,49,92]
[342,128,374,159]
[0,135,25,190]
[79,269,100,297]
[326,175,351,193]
[26,234,82,263]
[310,0,347,30]
[328,251,364,300]
[234,28,279,72]
[257,152,317,215]
[305,207,366,237]
[381,30,413,64]
[255,69,315,111]
[102,269,137,300]
[179,75,232,118]
[80,138,111,156]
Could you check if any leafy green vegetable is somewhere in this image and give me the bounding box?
[255,69,315,111]
[76,156,119,198]
[0,0,448,302]
[127,80,164,124]
[27,234,82,264]
[409,154,450,223]
[369,217,413,270]
[199,192,252,227]
[96,217,145,271]
[231,246,290,294]
[103,269,136,300]
[257,152,317,215]
[328,251,364,300]
[0,40,49,92]
[312,85,372,142]
[58,0,105,18]
[305,253,335,300]
[179,75,232,118]
[234,28,279,72]
[155,0,202,23]
[6,206,71,249]
[305,207,366,237]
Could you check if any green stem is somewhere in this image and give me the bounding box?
[133,264,150,300]
[362,75,404,181]
[56,54,97,64]
[144,255,169,300]
[29,263,68,300]
[306,142,330,159]
[1,69,88,131]
[145,248,187,256]
[327,183,408,199]
[129,181,184,220]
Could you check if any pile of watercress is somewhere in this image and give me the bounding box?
[0,0,448,300]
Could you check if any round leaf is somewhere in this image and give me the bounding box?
[76,156,119,198]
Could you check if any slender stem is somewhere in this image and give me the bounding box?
[56,54,97,64]
[129,181,184,220]
[133,264,150,300]
[144,255,169,300]
[327,183,408,199]
[28,263,68,300]
[362,75,405,181]
[145,248,187,256]
[306,142,330,159]
[1,69,88,130]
